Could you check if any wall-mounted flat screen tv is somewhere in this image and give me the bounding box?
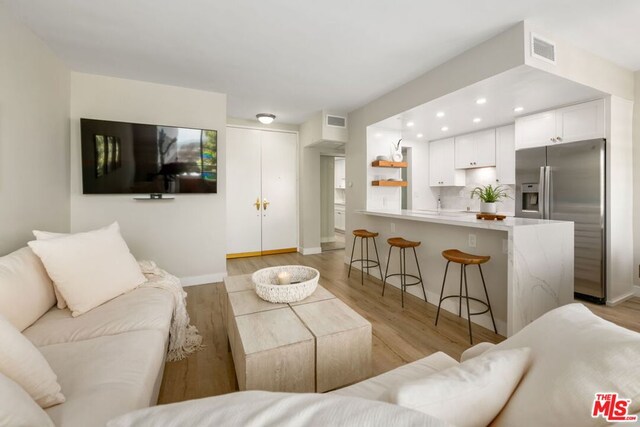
[80,118,217,194]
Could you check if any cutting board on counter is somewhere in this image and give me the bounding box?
[476,213,506,221]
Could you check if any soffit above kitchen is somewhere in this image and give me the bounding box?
[372,66,605,141]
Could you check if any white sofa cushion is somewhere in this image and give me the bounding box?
[24,287,174,347]
[28,222,146,317]
[489,303,640,427]
[32,229,71,309]
[0,247,56,331]
[0,372,55,427]
[107,390,451,427]
[0,313,65,408]
[331,351,458,401]
[41,329,167,427]
[390,348,531,427]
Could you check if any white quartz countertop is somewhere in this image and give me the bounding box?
[358,209,572,231]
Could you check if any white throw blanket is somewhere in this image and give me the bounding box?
[138,260,204,361]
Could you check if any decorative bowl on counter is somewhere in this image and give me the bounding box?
[252,265,319,303]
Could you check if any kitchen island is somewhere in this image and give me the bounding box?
[355,209,574,336]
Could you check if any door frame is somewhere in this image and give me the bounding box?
[226,125,300,257]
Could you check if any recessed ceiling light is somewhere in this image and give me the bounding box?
[514,106,524,113]
[473,117,482,123]
[436,111,445,118]
[406,121,414,127]
[256,113,276,124]
[417,133,423,138]
[476,98,487,105]
[441,126,449,132]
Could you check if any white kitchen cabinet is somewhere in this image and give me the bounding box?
[495,124,515,185]
[515,99,605,149]
[429,138,465,187]
[555,99,605,144]
[334,206,345,231]
[454,129,496,169]
[227,127,298,257]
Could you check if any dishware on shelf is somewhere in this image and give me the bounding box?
[252,265,319,303]
[376,155,390,161]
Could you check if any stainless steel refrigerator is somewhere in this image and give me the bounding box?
[515,139,606,303]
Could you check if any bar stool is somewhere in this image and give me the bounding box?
[348,229,383,286]
[382,237,427,308]
[435,249,497,344]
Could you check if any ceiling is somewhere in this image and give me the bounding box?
[372,66,604,141]
[3,0,639,124]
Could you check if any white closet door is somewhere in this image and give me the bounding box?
[226,127,263,256]
[260,131,298,252]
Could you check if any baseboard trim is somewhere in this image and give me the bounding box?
[605,289,636,306]
[180,272,227,287]
[300,247,322,255]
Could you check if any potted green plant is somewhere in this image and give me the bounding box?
[470,184,510,214]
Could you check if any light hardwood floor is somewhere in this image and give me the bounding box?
[158,249,640,404]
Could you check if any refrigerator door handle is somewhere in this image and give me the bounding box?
[539,166,546,218]
[544,166,551,219]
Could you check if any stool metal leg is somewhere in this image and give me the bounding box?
[365,238,370,278]
[382,245,392,296]
[478,265,498,334]
[412,247,427,303]
[463,265,473,344]
[348,236,357,278]
[360,236,364,286]
[372,237,383,281]
[458,264,464,317]
[435,261,450,326]
[400,248,405,308]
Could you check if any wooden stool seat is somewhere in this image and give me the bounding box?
[442,249,490,265]
[353,229,379,238]
[387,237,421,248]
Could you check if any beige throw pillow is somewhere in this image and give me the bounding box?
[28,222,146,317]
[0,247,56,331]
[389,347,531,427]
[0,372,55,426]
[33,229,72,309]
[0,313,65,408]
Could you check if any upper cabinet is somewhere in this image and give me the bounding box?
[495,125,515,185]
[515,99,605,150]
[430,138,465,187]
[454,129,496,169]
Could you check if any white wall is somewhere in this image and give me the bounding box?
[0,5,71,254]
[634,72,640,294]
[70,73,227,284]
[298,119,322,254]
[320,156,335,241]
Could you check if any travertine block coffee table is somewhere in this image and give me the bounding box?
[223,274,372,392]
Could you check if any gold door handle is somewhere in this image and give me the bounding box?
[253,198,261,210]
[263,199,270,210]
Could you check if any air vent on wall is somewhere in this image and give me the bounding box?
[326,115,347,128]
[531,33,556,64]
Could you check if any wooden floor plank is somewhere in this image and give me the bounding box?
[158,249,640,404]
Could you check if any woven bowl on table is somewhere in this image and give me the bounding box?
[251,265,320,304]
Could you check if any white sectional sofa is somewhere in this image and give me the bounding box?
[0,246,174,427]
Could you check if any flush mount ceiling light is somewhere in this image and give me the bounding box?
[406,121,415,127]
[417,133,424,138]
[473,117,482,123]
[256,113,276,124]
[436,111,445,118]
[476,98,487,105]
[514,106,524,113]
[441,126,449,132]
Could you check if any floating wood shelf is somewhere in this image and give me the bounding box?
[372,180,408,187]
[371,160,408,168]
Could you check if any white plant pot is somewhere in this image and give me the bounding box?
[480,202,497,214]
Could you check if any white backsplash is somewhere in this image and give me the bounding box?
[438,167,515,214]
